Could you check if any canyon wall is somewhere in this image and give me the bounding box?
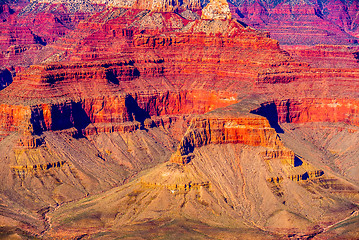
[0,14,286,139]
[253,98,359,126]
[231,0,359,45]
[0,2,359,238]
[0,89,237,139]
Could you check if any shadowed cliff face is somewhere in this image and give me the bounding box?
[254,98,359,126]
[0,68,12,90]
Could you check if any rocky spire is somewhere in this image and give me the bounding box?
[201,0,231,20]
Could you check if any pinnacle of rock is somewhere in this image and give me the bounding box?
[201,0,231,20]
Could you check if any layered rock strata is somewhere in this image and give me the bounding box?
[0,1,359,239]
[253,98,359,126]
[232,0,359,45]
[0,11,292,141]
[170,114,282,164]
[0,1,101,67]
[169,102,326,188]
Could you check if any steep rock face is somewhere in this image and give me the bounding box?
[0,88,237,138]
[282,45,359,68]
[170,114,283,164]
[254,98,359,126]
[201,0,232,20]
[0,104,32,135]
[0,1,100,68]
[232,0,359,45]
[169,101,328,191]
[31,0,202,11]
[254,66,359,102]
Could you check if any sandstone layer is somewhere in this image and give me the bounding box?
[231,0,359,45]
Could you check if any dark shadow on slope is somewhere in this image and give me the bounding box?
[125,95,151,126]
[293,155,303,167]
[250,102,284,133]
[235,8,245,18]
[33,34,47,46]
[0,68,12,90]
[30,107,47,135]
[49,102,91,136]
[72,102,91,132]
[353,52,359,63]
[105,67,140,84]
[105,70,119,84]
[50,105,74,131]
[302,172,309,181]
[314,8,324,19]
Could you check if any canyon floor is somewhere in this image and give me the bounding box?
[0,0,359,239]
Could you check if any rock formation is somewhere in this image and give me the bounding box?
[231,0,359,45]
[0,0,101,68]
[282,45,359,68]
[44,101,359,239]
[30,0,202,11]
[0,0,359,239]
[201,0,232,20]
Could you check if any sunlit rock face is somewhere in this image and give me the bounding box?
[132,0,202,11]
[30,0,202,11]
[201,0,232,20]
[1,0,359,239]
[230,0,359,45]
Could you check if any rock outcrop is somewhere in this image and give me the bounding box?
[253,98,359,126]
[30,0,202,11]
[170,114,283,164]
[201,0,232,20]
[282,45,359,69]
[169,100,327,191]
[231,0,359,45]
